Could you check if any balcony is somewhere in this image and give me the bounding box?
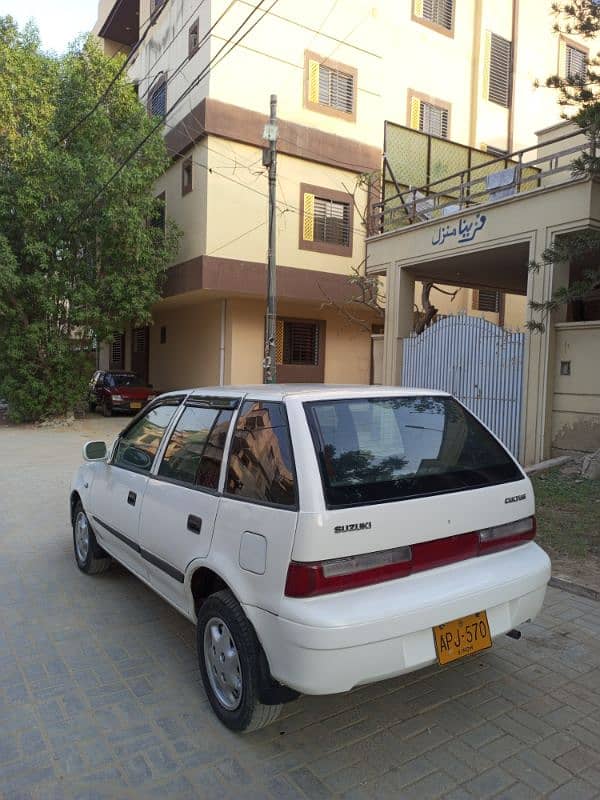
[369,122,592,237]
[98,0,140,47]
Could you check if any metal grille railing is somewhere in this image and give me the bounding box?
[372,123,589,235]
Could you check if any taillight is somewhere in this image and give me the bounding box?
[478,516,536,555]
[285,546,412,598]
[285,516,536,598]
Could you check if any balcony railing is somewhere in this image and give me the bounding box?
[371,127,592,236]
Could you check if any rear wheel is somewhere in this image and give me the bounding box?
[73,502,111,575]
[197,590,282,732]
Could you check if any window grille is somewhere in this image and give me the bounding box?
[313,197,350,246]
[566,44,586,79]
[419,0,453,30]
[317,64,354,114]
[419,101,449,138]
[150,80,167,117]
[475,289,501,313]
[283,322,320,366]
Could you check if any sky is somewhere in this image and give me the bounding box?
[3,0,99,53]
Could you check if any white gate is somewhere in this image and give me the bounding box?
[402,315,525,455]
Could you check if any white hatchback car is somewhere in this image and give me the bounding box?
[71,385,550,732]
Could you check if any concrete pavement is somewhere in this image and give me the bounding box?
[1,417,600,799]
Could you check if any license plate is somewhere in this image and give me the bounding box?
[130,402,142,410]
[433,611,492,665]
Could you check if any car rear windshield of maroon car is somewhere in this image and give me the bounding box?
[108,373,145,388]
[304,396,523,508]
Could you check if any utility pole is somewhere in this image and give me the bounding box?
[262,94,278,383]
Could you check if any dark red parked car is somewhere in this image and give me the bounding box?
[88,371,158,417]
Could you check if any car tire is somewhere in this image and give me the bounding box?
[197,590,282,733]
[72,501,111,575]
[102,400,112,417]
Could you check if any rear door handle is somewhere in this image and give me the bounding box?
[187,515,202,534]
[127,491,137,506]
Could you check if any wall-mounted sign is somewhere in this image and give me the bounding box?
[432,212,487,247]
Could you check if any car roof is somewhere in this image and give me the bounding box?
[160,384,450,402]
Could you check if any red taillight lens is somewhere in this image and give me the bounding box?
[285,517,536,598]
[478,516,536,555]
[285,546,412,598]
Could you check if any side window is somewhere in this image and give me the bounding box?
[226,401,296,508]
[104,374,115,388]
[158,406,234,490]
[113,405,178,474]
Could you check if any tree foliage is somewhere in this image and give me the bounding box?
[528,2,600,331]
[0,18,180,420]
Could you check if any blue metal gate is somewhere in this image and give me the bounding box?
[402,315,525,455]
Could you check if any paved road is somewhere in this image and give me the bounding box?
[1,418,600,799]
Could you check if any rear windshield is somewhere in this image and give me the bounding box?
[110,373,145,388]
[305,396,523,508]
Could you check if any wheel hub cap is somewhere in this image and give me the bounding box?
[75,512,90,563]
[203,617,242,711]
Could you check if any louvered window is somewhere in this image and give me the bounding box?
[283,322,320,366]
[566,44,586,79]
[419,101,449,139]
[110,336,124,368]
[475,289,501,313]
[149,79,167,117]
[134,328,147,354]
[419,0,453,31]
[318,64,354,114]
[314,197,350,246]
[488,33,512,107]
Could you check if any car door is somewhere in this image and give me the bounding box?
[139,397,239,609]
[88,401,181,575]
[212,400,299,614]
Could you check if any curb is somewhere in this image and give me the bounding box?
[549,576,600,603]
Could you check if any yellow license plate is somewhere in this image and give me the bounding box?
[433,611,492,665]
[130,402,142,409]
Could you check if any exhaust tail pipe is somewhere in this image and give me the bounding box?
[506,628,522,640]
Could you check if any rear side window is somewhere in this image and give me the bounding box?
[306,396,523,508]
[158,406,234,490]
[226,401,297,508]
[113,405,178,474]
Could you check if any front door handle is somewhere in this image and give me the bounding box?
[127,491,137,506]
[187,514,202,534]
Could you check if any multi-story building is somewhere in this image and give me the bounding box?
[92,0,590,389]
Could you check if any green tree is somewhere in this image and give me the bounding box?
[0,18,179,421]
[528,2,600,331]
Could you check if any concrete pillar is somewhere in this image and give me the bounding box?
[521,251,569,465]
[383,266,415,385]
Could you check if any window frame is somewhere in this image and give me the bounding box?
[148,74,168,118]
[109,399,184,476]
[472,288,502,313]
[153,401,238,495]
[223,400,299,511]
[303,50,357,122]
[181,155,193,196]
[407,90,451,140]
[299,182,354,257]
[188,18,200,58]
[412,0,455,38]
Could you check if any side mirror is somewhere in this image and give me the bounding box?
[83,441,107,461]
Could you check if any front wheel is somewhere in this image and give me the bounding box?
[73,502,111,575]
[196,590,282,732]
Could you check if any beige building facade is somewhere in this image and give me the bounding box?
[93,0,594,394]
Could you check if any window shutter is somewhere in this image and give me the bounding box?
[488,32,512,106]
[303,193,315,241]
[409,97,421,130]
[566,45,586,79]
[308,59,320,103]
[414,0,424,16]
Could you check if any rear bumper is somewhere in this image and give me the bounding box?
[244,542,550,695]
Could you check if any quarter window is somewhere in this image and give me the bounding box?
[226,401,296,507]
[159,406,234,490]
[113,405,178,474]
